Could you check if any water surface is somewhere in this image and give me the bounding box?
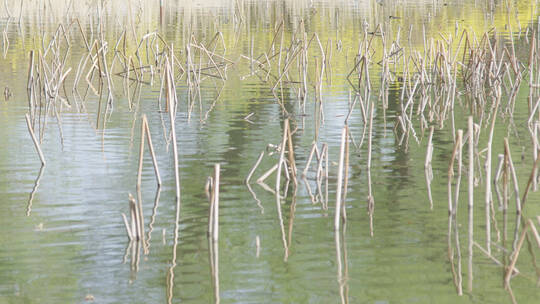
[1,0,540,303]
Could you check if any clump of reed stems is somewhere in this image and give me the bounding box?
[10,2,540,299]
[122,194,145,241]
[301,141,329,208]
[276,119,297,192]
[249,119,298,198]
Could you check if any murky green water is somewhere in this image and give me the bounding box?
[1,0,540,303]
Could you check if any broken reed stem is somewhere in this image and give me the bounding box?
[122,213,134,241]
[282,157,291,181]
[25,113,46,165]
[137,115,162,188]
[473,241,519,274]
[212,164,220,242]
[302,142,319,178]
[504,221,530,287]
[143,115,162,187]
[335,125,348,231]
[246,151,265,184]
[276,119,289,193]
[257,164,278,184]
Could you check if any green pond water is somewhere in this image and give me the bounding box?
[1,0,540,303]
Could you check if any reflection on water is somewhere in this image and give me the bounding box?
[1,0,540,303]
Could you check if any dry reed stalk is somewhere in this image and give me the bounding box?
[166,58,180,203]
[255,235,261,258]
[271,46,303,91]
[503,146,509,211]
[367,102,374,170]
[275,190,289,261]
[316,144,327,182]
[137,114,162,188]
[211,164,220,242]
[448,213,462,296]
[208,229,220,303]
[467,117,474,293]
[494,154,505,183]
[425,165,433,210]
[122,213,134,241]
[448,130,463,214]
[342,127,350,221]
[246,151,265,184]
[473,241,519,274]
[286,191,297,251]
[484,92,501,254]
[468,117,474,210]
[519,149,540,212]
[324,145,329,210]
[531,124,539,192]
[129,194,137,240]
[315,33,326,102]
[334,126,347,231]
[503,138,521,212]
[27,51,35,119]
[247,181,264,214]
[25,113,46,165]
[425,126,434,168]
[345,93,358,124]
[504,221,530,287]
[335,228,344,303]
[26,164,45,217]
[143,115,161,186]
[302,142,319,178]
[257,163,278,184]
[282,158,291,181]
[131,240,141,273]
[136,191,146,245]
[207,175,214,236]
[454,195,464,296]
[529,219,540,249]
[275,119,289,193]
[124,193,144,241]
[448,150,456,213]
[367,102,375,237]
[285,119,297,185]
